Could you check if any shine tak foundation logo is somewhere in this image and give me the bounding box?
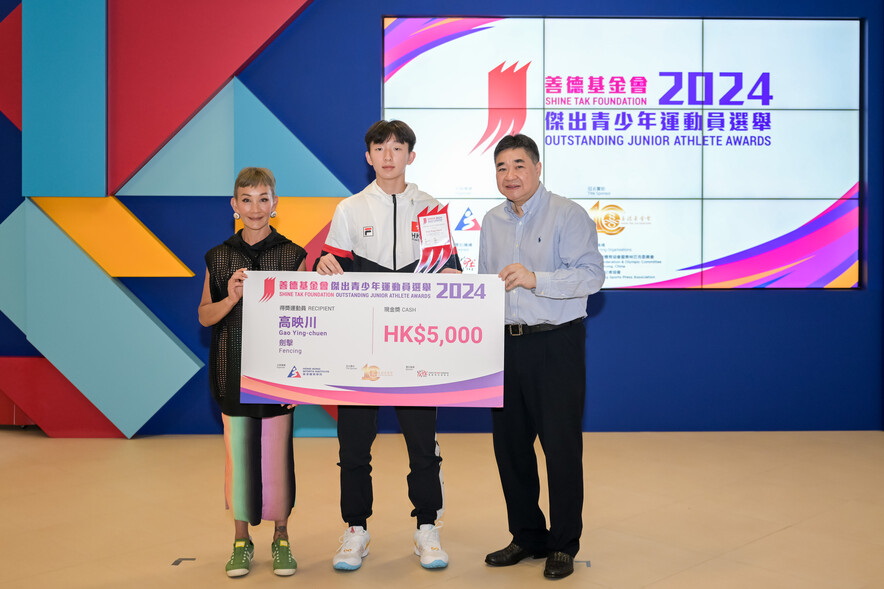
[590,202,625,236]
[589,202,653,236]
[361,364,393,381]
[472,62,530,154]
[260,277,276,301]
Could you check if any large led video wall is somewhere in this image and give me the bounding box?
[383,18,860,288]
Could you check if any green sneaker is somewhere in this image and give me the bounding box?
[272,538,298,576]
[225,538,254,577]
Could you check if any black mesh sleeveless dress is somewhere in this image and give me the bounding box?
[205,227,307,526]
[205,227,307,417]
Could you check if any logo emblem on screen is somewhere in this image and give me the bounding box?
[260,277,276,301]
[589,202,625,236]
[471,62,530,154]
[288,366,301,378]
[361,364,381,381]
[455,208,481,231]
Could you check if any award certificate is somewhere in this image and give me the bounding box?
[239,272,504,407]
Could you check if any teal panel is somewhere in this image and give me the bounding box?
[117,82,235,197]
[292,404,337,438]
[23,201,203,437]
[0,203,27,332]
[22,0,105,197]
[233,79,349,197]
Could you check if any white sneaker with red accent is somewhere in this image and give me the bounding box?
[333,526,370,571]
[414,523,449,569]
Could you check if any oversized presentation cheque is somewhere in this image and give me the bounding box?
[240,272,504,407]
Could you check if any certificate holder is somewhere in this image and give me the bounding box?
[415,205,454,273]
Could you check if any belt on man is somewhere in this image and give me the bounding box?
[504,317,583,337]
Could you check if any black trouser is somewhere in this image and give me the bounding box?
[492,321,586,557]
[338,405,443,528]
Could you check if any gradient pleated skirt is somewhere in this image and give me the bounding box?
[222,413,296,525]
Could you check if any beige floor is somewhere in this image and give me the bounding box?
[2,428,884,588]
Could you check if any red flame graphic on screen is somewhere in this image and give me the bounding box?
[259,277,276,302]
[472,61,530,154]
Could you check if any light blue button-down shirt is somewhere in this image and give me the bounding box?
[478,183,605,326]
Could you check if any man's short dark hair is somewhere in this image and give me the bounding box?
[493,134,540,164]
[364,120,416,152]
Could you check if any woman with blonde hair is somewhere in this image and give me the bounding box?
[199,167,306,577]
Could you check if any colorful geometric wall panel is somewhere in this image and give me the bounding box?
[292,404,336,437]
[116,82,234,197]
[236,3,380,194]
[31,196,193,277]
[0,357,123,437]
[22,0,105,197]
[118,78,352,200]
[23,200,203,438]
[0,3,21,130]
[236,196,343,255]
[0,202,25,332]
[233,79,350,197]
[107,0,313,193]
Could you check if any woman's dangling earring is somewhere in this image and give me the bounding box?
[233,212,241,220]
[270,211,278,218]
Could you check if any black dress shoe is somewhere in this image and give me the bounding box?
[485,542,547,566]
[543,551,574,579]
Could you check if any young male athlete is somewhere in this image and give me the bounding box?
[316,120,460,571]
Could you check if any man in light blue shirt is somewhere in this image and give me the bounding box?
[479,134,604,580]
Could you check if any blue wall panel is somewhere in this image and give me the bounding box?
[0,204,26,333]
[0,79,36,357]
[0,113,22,224]
[118,196,232,435]
[0,1,18,21]
[233,79,350,197]
[584,290,882,431]
[22,0,105,197]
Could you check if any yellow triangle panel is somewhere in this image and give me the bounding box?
[30,196,193,277]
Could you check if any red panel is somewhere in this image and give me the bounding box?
[0,388,11,422]
[303,220,332,272]
[0,388,34,425]
[107,0,312,193]
[0,3,22,130]
[0,357,124,438]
